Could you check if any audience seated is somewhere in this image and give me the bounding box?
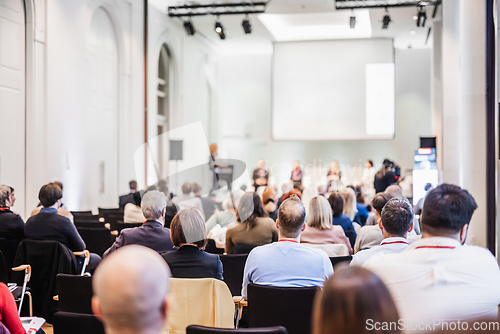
[92,245,171,334]
[374,159,398,194]
[351,198,413,266]
[31,181,74,223]
[354,192,392,253]
[25,182,101,272]
[241,195,333,299]
[172,183,205,219]
[162,207,223,280]
[192,183,216,220]
[278,188,302,209]
[0,281,25,334]
[0,185,25,244]
[300,196,352,254]
[385,184,403,199]
[104,190,174,257]
[123,192,146,223]
[354,186,369,222]
[118,180,138,211]
[364,184,500,324]
[312,266,400,334]
[206,189,243,234]
[225,193,278,254]
[340,188,361,225]
[328,193,356,239]
[262,187,278,221]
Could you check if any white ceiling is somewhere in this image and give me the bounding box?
[151,0,440,54]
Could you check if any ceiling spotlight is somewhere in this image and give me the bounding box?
[215,21,226,40]
[350,10,356,29]
[417,6,427,27]
[382,8,391,29]
[242,15,252,34]
[183,20,195,36]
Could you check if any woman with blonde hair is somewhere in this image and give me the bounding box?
[313,266,401,334]
[300,196,352,253]
[340,187,361,225]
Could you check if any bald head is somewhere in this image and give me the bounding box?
[277,195,306,238]
[385,185,403,199]
[92,246,171,334]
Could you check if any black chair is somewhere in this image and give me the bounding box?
[247,283,319,334]
[56,274,93,314]
[53,311,105,334]
[345,230,356,249]
[232,244,256,255]
[0,237,21,278]
[74,215,101,223]
[74,221,106,229]
[187,325,288,334]
[98,207,122,218]
[76,227,113,257]
[329,255,352,268]
[359,215,367,226]
[71,211,93,217]
[0,250,32,316]
[205,239,224,255]
[116,221,143,233]
[220,254,248,296]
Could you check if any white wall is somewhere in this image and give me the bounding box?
[213,48,432,191]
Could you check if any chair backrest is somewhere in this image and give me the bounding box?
[0,251,10,284]
[57,274,93,314]
[74,221,106,229]
[166,278,234,334]
[205,239,224,255]
[116,221,143,233]
[13,240,78,322]
[219,254,248,296]
[70,211,93,217]
[301,243,349,257]
[74,215,101,223]
[329,255,352,268]
[0,238,21,278]
[232,243,256,255]
[53,311,105,334]
[247,283,319,334]
[344,230,356,249]
[76,227,113,257]
[187,325,288,334]
[98,207,122,217]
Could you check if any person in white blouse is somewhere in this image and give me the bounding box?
[124,192,146,223]
[351,198,413,266]
[364,184,500,329]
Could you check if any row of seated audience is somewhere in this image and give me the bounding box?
[0,178,499,333]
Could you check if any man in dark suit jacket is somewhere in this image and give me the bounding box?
[104,190,174,257]
[119,180,138,211]
[0,185,25,242]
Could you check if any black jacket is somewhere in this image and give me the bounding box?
[0,208,25,241]
[162,245,223,280]
[103,220,174,257]
[25,208,85,251]
[119,193,134,211]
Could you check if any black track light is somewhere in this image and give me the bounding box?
[417,6,427,27]
[183,20,195,36]
[242,14,251,34]
[382,8,391,29]
[350,10,356,29]
[215,21,226,39]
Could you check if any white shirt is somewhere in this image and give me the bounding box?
[364,237,500,327]
[123,203,146,223]
[172,194,205,219]
[350,237,408,267]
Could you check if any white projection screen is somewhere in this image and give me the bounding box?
[272,39,395,141]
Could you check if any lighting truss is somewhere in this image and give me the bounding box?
[335,0,441,10]
[168,2,268,17]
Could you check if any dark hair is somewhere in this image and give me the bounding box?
[54,181,63,191]
[133,192,142,206]
[192,183,201,194]
[237,192,268,228]
[170,207,207,249]
[39,183,63,207]
[277,195,306,238]
[129,180,138,190]
[421,184,477,235]
[371,192,393,215]
[355,186,364,204]
[367,160,374,168]
[313,266,400,334]
[381,198,414,237]
[328,193,344,217]
[181,183,192,195]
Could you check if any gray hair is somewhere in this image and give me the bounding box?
[385,185,403,199]
[0,186,11,207]
[381,198,414,237]
[141,190,166,220]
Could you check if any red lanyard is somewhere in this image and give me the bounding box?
[381,240,409,246]
[415,245,456,249]
[0,207,9,212]
[278,240,299,243]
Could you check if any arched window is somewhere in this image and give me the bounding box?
[157,44,171,177]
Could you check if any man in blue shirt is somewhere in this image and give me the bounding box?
[241,195,333,299]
